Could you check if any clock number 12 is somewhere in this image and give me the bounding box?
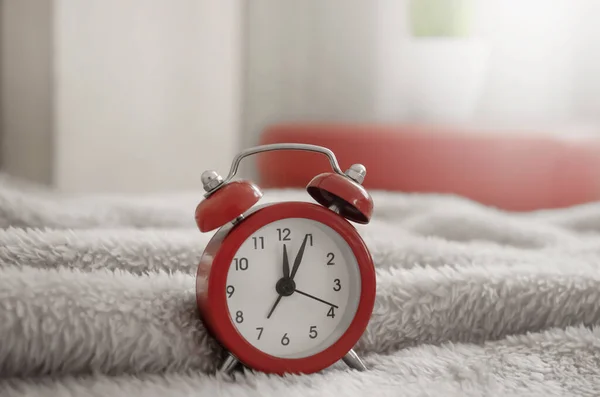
[276,229,313,246]
[277,228,291,241]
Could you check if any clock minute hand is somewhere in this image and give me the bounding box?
[289,234,309,280]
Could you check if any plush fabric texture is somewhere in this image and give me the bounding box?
[1,174,600,396]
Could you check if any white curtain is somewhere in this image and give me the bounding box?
[475,0,599,127]
[243,0,600,153]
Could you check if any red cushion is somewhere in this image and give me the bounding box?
[257,123,600,211]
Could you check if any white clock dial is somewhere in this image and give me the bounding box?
[225,218,361,359]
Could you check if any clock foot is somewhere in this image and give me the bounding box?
[342,349,367,371]
[219,353,240,374]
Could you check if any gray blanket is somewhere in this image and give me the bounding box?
[1,174,599,396]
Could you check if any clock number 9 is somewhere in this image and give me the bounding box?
[226,285,235,298]
[234,257,248,271]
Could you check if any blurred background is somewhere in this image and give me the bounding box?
[2,0,600,210]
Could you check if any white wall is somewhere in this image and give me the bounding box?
[474,0,577,124]
[241,0,383,178]
[1,0,242,193]
[54,0,242,193]
[0,0,53,185]
[242,0,600,161]
[571,0,600,122]
[4,1,600,191]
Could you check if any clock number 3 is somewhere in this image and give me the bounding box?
[333,278,341,291]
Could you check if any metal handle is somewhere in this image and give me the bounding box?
[224,143,344,185]
[201,143,364,196]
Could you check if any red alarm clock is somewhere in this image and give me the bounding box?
[194,143,376,375]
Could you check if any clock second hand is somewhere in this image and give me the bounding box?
[294,289,338,308]
[266,295,282,319]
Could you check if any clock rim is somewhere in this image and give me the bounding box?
[196,201,376,375]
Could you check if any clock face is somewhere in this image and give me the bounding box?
[225,218,361,359]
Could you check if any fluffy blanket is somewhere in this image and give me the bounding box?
[1,174,600,396]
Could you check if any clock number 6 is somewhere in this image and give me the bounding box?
[281,333,290,346]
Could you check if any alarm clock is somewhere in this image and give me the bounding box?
[194,143,376,375]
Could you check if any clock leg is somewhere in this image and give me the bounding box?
[342,349,367,371]
[219,353,240,374]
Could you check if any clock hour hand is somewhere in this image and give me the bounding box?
[294,289,338,308]
[266,244,291,319]
[289,234,309,280]
[282,244,290,279]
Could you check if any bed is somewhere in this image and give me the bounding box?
[0,173,599,396]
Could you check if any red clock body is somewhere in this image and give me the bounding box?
[196,201,376,375]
